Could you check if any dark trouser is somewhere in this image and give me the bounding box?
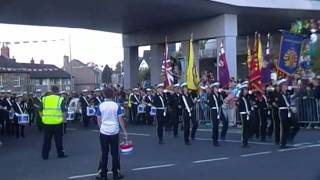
[267,109,273,137]
[171,110,179,136]
[251,109,260,138]
[211,109,219,143]
[220,110,228,139]
[145,107,153,125]
[5,116,13,136]
[288,114,300,142]
[82,113,90,127]
[183,110,197,143]
[272,108,280,144]
[156,110,165,142]
[42,124,64,159]
[279,110,290,147]
[240,114,250,146]
[13,118,25,138]
[132,105,138,124]
[35,111,43,131]
[259,109,268,139]
[0,117,5,135]
[100,133,120,177]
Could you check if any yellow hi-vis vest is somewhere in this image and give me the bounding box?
[128,93,133,108]
[42,95,64,125]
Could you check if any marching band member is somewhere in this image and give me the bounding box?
[34,89,43,132]
[0,90,7,135]
[143,88,154,126]
[169,84,182,137]
[181,83,197,145]
[238,83,251,148]
[130,88,140,125]
[152,83,167,144]
[271,83,281,145]
[79,89,91,127]
[4,90,15,136]
[208,82,223,146]
[257,91,269,142]
[12,94,26,138]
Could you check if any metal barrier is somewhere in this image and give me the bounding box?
[296,97,320,124]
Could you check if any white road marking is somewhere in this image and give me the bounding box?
[278,147,306,152]
[68,172,112,179]
[193,157,230,164]
[198,129,241,134]
[66,128,77,131]
[132,164,175,171]
[240,151,272,157]
[292,142,312,147]
[195,138,274,146]
[306,144,320,148]
[91,130,150,136]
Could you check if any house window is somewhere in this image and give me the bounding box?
[42,79,48,85]
[35,79,40,86]
[14,76,21,87]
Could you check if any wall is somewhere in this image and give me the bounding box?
[0,72,29,92]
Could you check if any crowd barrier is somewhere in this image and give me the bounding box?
[297,97,320,124]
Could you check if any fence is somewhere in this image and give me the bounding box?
[296,97,320,124]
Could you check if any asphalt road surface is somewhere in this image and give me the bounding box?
[1,123,320,180]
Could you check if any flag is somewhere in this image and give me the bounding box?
[278,31,304,76]
[247,37,251,70]
[261,33,272,84]
[257,34,263,70]
[186,36,200,90]
[218,42,230,88]
[161,38,174,88]
[249,33,263,92]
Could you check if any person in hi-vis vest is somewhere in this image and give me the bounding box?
[40,86,68,160]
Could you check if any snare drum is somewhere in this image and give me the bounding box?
[86,107,96,116]
[18,114,29,124]
[150,106,156,116]
[66,111,75,121]
[137,104,146,114]
[120,140,134,155]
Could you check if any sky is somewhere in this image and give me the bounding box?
[0,23,131,69]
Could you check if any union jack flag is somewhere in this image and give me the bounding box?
[162,39,174,88]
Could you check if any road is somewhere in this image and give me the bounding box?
[0,123,320,180]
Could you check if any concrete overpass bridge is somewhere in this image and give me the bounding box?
[0,0,319,88]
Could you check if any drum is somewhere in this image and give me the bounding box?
[150,106,156,116]
[137,104,145,114]
[17,114,29,124]
[86,107,96,116]
[66,111,75,121]
[120,140,134,155]
[9,111,14,120]
[121,106,125,115]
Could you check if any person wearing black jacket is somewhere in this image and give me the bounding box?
[130,88,140,125]
[208,82,223,146]
[238,83,251,148]
[12,94,27,138]
[79,89,91,127]
[152,84,167,144]
[256,91,269,141]
[143,88,153,126]
[181,83,197,145]
[169,84,182,137]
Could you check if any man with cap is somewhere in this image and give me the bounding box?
[152,83,167,144]
[41,85,68,160]
[130,88,140,125]
[208,82,223,146]
[79,89,91,127]
[143,88,154,126]
[169,84,182,137]
[275,79,294,149]
[181,83,197,145]
[33,89,43,131]
[60,91,69,134]
[238,83,251,148]
[270,82,281,144]
[12,94,27,138]
[3,90,14,136]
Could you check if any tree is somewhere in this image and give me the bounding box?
[102,64,113,84]
[114,61,123,74]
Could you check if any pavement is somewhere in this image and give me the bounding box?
[0,123,320,180]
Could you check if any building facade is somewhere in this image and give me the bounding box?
[63,56,102,92]
[0,45,72,93]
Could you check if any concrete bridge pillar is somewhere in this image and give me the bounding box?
[123,46,139,89]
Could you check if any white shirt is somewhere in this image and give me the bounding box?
[97,100,122,135]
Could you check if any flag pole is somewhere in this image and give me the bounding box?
[216,40,221,82]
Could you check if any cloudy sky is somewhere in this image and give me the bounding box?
[0,23,128,69]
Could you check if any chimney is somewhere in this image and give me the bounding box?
[40,59,44,64]
[63,55,69,70]
[30,58,35,64]
[1,43,10,59]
